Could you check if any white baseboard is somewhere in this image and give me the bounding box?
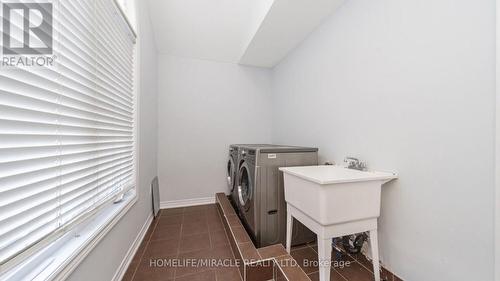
[160,197,216,209]
[111,213,153,281]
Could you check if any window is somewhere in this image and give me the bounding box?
[0,0,136,273]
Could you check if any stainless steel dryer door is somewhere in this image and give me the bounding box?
[237,162,253,211]
[227,156,236,191]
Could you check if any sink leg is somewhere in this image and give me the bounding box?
[318,236,332,281]
[369,229,381,281]
[286,211,293,253]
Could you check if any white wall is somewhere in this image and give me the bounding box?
[271,0,495,280]
[157,55,272,203]
[66,1,158,280]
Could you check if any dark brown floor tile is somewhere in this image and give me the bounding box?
[275,255,310,281]
[291,247,319,274]
[132,268,174,281]
[128,195,407,281]
[216,201,224,212]
[206,203,218,209]
[215,267,243,281]
[151,224,182,241]
[308,270,346,281]
[175,270,216,281]
[181,222,209,237]
[209,245,234,260]
[246,260,274,281]
[334,256,375,281]
[232,226,251,244]
[127,260,139,272]
[133,243,148,262]
[179,233,211,253]
[381,267,394,281]
[311,245,318,253]
[122,265,136,281]
[226,214,242,228]
[207,218,225,233]
[207,211,222,221]
[176,249,214,277]
[291,244,311,251]
[158,215,183,226]
[143,222,157,242]
[275,263,288,281]
[210,230,229,248]
[207,214,221,224]
[206,204,220,215]
[227,233,243,275]
[161,207,184,217]
[307,241,318,247]
[258,244,288,260]
[222,218,237,256]
[184,204,211,213]
[144,239,180,257]
[216,193,226,204]
[134,255,176,281]
[350,253,393,281]
[350,253,370,268]
[207,206,222,217]
[129,257,140,268]
[219,200,236,215]
[183,212,208,224]
[238,242,260,263]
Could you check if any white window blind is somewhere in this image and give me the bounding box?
[0,0,136,269]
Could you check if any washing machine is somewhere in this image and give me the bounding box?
[228,144,268,211]
[236,145,319,248]
[227,145,239,209]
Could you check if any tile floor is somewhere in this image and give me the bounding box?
[123,204,402,281]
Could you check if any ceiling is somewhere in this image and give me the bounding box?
[240,0,345,67]
[147,0,274,63]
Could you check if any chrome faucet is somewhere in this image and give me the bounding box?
[344,157,367,171]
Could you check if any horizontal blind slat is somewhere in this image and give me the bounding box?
[0,119,132,137]
[0,134,133,149]
[0,154,133,205]
[0,104,132,132]
[0,142,133,163]
[0,164,133,232]
[0,74,134,122]
[0,168,132,249]
[0,149,133,193]
[0,145,133,178]
[56,49,133,107]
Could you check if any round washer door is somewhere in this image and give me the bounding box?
[227,157,236,191]
[237,163,253,211]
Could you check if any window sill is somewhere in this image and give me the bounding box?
[1,190,138,281]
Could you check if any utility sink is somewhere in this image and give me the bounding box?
[279,165,397,226]
[280,165,397,281]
